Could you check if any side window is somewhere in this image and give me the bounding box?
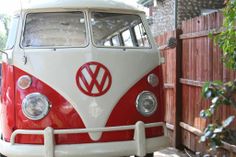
[134,23,149,47]
[111,35,120,46]
[121,29,133,47]
[104,40,111,46]
[5,15,19,50]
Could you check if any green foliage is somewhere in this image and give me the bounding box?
[200,80,236,148]
[200,0,236,149]
[200,116,235,150]
[0,14,10,50]
[0,32,7,50]
[0,13,10,36]
[214,0,236,69]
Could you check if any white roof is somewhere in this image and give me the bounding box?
[21,0,142,12]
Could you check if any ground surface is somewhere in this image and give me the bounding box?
[154,147,187,157]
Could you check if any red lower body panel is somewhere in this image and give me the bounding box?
[2,64,164,144]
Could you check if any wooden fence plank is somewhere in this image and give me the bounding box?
[179,27,225,39]
[164,83,175,89]
[180,79,205,87]
[156,30,179,147]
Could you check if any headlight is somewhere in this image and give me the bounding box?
[136,91,158,116]
[22,93,50,120]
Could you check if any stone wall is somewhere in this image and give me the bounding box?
[177,0,225,27]
[149,0,175,37]
[148,0,225,36]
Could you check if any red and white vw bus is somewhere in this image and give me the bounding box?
[0,0,169,156]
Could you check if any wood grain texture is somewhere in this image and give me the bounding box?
[156,11,236,155]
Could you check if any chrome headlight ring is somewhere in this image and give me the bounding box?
[22,93,50,120]
[136,91,158,116]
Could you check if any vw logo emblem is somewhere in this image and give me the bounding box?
[76,62,112,97]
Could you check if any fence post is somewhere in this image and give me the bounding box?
[174,29,183,149]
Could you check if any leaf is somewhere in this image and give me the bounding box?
[205,90,213,99]
[214,127,224,133]
[205,130,213,138]
[213,138,223,146]
[200,110,206,118]
[211,133,217,139]
[222,116,235,128]
[223,98,231,105]
[200,135,207,142]
[200,110,213,118]
[212,97,219,104]
[209,107,215,114]
[213,80,223,85]
[205,110,212,117]
[208,32,213,39]
[202,82,211,97]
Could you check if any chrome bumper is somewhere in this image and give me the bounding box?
[0,121,169,157]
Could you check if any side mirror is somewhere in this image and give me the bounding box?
[158,37,177,64]
[147,16,153,26]
[0,50,9,59]
[167,37,177,49]
[158,37,177,50]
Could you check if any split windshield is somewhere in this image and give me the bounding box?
[22,11,150,48]
[22,12,87,47]
[91,12,150,48]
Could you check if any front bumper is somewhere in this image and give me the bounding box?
[0,121,169,157]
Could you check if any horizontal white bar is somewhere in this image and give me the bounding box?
[10,122,165,144]
[1,136,169,157]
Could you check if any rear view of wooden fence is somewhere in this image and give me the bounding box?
[156,12,236,156]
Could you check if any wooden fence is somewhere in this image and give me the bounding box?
[156,29,182,148]
[156,12,236,156]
